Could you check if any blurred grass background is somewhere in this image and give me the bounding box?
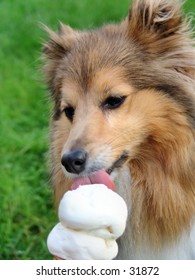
[0,0,194,260]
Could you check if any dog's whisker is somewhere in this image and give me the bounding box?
[104,129,132,146]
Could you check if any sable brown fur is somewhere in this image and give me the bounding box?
[43,0,195,256]
[128,90,195,247]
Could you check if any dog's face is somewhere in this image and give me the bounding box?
[46,38,171,180]
[55,65,177,180]
[43,0,195,184]
[60,67,132,177]
[59,66,147,179]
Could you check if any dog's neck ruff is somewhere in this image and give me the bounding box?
[114,166,195,259]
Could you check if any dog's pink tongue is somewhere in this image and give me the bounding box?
[71,170,114,191]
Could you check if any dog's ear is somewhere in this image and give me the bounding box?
[42,23,79,104]
[42,23,78,60]
[128,0,185,54]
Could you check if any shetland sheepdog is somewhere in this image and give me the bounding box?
[43,0,195,259]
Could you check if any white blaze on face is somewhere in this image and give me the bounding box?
[47,184,128,260]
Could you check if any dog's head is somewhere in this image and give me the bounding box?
[43,0,195,183]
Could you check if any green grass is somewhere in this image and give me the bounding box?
[0,0,195,260]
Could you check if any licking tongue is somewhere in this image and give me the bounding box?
[71,170,115,191]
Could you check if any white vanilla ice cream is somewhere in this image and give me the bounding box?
[47,184,128,260]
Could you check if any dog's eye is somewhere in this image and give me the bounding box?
[102,96,126,110]
[63,106,75,121]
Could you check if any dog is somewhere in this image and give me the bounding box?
[43,0,195,259]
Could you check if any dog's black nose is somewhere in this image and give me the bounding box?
[61,148,87,174]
